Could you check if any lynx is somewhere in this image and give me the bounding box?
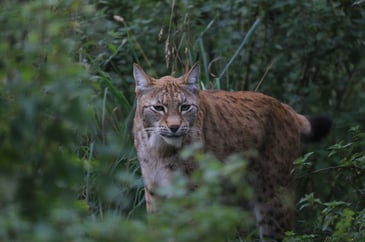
[132,62,331,241]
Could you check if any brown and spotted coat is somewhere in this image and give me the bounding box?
[132,63,331,241]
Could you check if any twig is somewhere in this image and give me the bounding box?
[254,57,277,92]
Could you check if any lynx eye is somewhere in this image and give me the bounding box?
[152,105,165,112]
[180,104,191,112]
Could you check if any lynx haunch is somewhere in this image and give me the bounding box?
[132,62,331,241]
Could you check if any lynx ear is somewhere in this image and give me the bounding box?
[133,63,151,91]
[185,62,200,90]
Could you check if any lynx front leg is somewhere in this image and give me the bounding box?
[140,160,175,213]
[144,186,158,213]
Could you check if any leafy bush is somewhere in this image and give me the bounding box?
[291,126,365,241]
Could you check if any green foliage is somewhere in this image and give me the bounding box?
[1,0,92,215]
[1,0,365,241]
[146,151,255,242]
[293,126,365,241]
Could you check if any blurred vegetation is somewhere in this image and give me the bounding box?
[0,0,364,241]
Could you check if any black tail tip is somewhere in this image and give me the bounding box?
[306,115,332,142]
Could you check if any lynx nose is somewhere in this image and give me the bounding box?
[169,125,180,133]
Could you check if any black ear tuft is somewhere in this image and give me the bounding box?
[195,53,200,62]
[306,115,332,142]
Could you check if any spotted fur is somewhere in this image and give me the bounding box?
[132,63,331,241]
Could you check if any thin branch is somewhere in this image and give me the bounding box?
[254,57,277,92]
